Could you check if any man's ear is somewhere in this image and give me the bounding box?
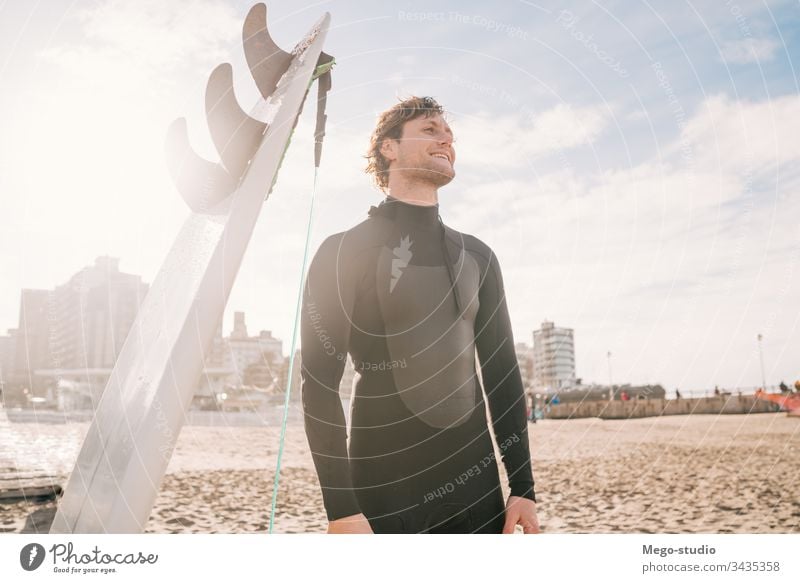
[380,137,398,162]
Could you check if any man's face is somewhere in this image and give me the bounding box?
[382,113,456,188]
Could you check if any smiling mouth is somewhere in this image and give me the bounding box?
[431,153,451,163]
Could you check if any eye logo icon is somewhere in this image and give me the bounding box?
[20,543,46,571]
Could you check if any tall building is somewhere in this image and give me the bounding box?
[49,256,148,370]
[193,314,287,409]
[204,321,226,369]
[533,320,576,392]
[223,311,284,389]
[242,331,285,390]
[194,321,229,407]
[7,257,147,407]
[0,328,17,394]
[230,311,249,340]
[225,311,260,379]
[13,289,53,389]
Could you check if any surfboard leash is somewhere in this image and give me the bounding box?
[268,57,334,533]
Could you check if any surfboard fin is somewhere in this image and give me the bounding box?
[165,118,237,213]
[205,63,268,179]
[243,3,292,99]
[167,3,294,211]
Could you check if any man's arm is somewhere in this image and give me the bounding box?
[301,234,362,521]
[473,245,536,503]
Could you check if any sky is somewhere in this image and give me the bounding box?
[0,0,798,394]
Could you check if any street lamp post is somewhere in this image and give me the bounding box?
[757,334,766,391]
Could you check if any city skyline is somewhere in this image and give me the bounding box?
[0,253,788,397]
[1,1,798,394]
[0,254,302,411]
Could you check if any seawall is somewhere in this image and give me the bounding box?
[545,394,782,419]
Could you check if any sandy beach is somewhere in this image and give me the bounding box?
[2,410,798,533]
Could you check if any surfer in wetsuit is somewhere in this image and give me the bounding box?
[301,96,539,534]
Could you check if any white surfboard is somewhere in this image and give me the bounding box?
[50,4,332,533]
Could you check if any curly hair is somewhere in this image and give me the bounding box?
[365,96,445,191]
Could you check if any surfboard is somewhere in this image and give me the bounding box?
[50,4,332,533]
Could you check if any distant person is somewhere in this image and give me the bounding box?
[526,393,535,423]
[714,386,721,396]
[675,389,681,399]
[779,380,789,393]
[527,402,536,424]
[795,380,800,394]
[620,390,630,401]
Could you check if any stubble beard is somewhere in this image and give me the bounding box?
[403,156,455,189]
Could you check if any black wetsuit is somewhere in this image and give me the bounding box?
[301,196,535,533]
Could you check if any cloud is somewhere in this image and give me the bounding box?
[42,0,240,75]
[4,0,797,394]
[719,37,779,65]
[452,103,609,168]
[445,94,800,390]
[0,0,247,308]
[681,93,800,177]
[531,104,608,150]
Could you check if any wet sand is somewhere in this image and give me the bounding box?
[2,411,798,533]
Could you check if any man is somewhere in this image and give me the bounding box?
[301,96,538,534]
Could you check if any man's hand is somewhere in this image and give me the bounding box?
[502,496,540,534]
[327,513,374,534]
